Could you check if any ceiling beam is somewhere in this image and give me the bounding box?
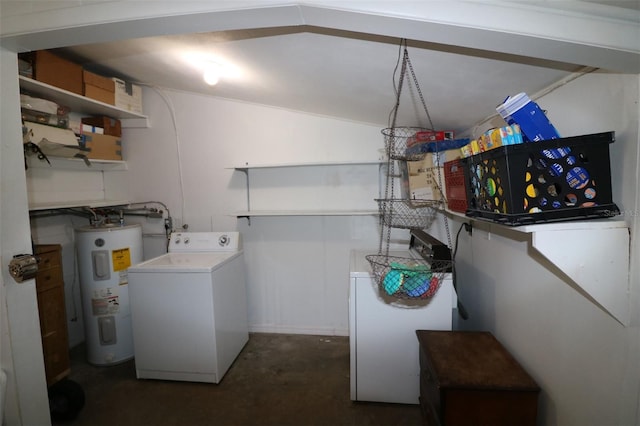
[1,1,638,72]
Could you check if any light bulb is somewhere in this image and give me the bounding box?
[203,68,220,86]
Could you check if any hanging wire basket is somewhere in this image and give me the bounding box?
[381,126,433,161]
[377,198,442,229]
[366,254,452,300]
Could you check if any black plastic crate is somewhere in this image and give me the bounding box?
[460,131,620,226]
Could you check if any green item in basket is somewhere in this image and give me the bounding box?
[386,262,432,296]
[383,269,404,295]
[390,261,429,274]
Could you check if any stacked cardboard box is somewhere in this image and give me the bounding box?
[20,50,83,95]
[80,132,122,161]
[400,154,442,202]
[20,50,143,115]
[113,77,143,114]
[18,50,135,161]
[83,71,115,105]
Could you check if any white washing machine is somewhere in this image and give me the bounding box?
[127,232,248,384]
[349,234,456,404]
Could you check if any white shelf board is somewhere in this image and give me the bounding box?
[26,156,127,171]
[29,199,131,212]
[235,209,379,217]
[443,208,626,233]
[19,76,148,124]
[442,208,630,325]
[231,160,382,170]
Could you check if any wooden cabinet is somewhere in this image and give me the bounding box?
[416,330,539,426]
[35,244,70,386]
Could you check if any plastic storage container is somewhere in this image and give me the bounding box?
[443,159,468,213]
[461,132,619,226]
[496,93,560,142]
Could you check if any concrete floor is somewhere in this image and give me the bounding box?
[55,333,423,426]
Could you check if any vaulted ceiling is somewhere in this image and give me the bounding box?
[2,1,639,134]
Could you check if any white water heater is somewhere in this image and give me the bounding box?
[75,224,143,366]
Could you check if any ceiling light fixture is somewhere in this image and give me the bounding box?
[203,62,222,86]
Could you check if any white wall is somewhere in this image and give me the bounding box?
[121,88,402,335]
[450,71,640,425]
[29,86,412,341]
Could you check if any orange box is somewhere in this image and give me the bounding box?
[81,132,122,161]
[83,70,115,104]
[21,50,83,95]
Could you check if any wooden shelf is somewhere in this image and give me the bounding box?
[19,76,148,127]
[21,76,138,212]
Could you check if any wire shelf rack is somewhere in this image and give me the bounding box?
[371,41,454,303]
[381,126,431,161]
[376,198,442,229]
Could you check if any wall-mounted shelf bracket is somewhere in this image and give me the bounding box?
[446,211,631,326]
[237,168,251,225]
[531,224,630,326]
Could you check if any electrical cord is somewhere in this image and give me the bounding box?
[151,87,185,228]
[130,84,186,231]
[452,222,470,320]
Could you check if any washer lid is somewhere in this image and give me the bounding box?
[129,251,241,273]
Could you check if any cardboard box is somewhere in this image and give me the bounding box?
[113,78,143,114]
[400,155,442,202]
[81,116,121,137]
[83,70,115,104]
[432,149,461,167]
[80,132,122,161]
[20,50,83,95]
[84,84,115,105]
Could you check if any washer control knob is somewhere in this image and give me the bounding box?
[174,238,181,244]
[184,237,190,244]
[219,235,229,246]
